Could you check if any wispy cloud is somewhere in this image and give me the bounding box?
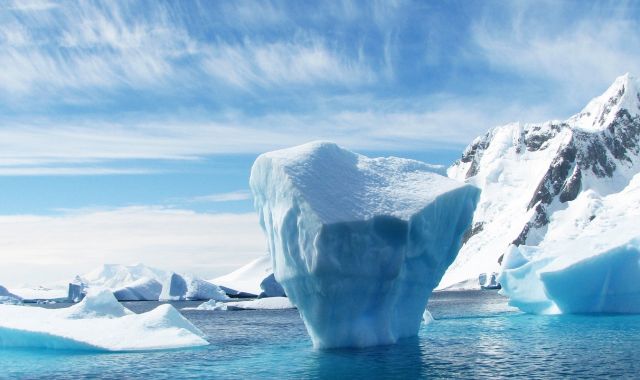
[188,190,252,203]
[0,206,266,286]
[0,166,158,176]
[471,1,640,103]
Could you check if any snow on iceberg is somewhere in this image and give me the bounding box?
[159,273,229,301]
[250,141,480,348]
[211,253,278,297]
[192,297,295,311]
[0,285,21,304]
[0,289,208,351]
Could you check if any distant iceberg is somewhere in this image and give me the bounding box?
[211,253,283,297]
[0,285,21,304]
[250,142,479,348]
[159,273,229,301]
[0,289,208,351]
[191,297,295,311]
[113,277,163,301]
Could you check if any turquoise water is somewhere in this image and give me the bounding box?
[2,291,640,379]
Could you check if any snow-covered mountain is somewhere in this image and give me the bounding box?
[439,73,640,289]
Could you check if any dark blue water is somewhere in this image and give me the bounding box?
[2,291,640,379]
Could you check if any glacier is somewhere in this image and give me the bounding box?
[159,273,229,301]
[249,141,479,348]
[0,289,208,351]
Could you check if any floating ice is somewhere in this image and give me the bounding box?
[259,274,286,298]
[0,285,21,304]
[192,297,295,311]
[250,142,479,348]
[159,273,229,301]
[113,277,163,301]
[0,289,208,351]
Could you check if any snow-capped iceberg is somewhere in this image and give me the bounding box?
[0,285,21,304]
[69,264,169,301]
[250,141,479,348]
[159,273,229,301]
[0,289,208,351]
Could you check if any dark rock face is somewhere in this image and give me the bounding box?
[514,111,640,245]
[461,222,484,245]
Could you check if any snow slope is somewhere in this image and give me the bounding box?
[441,73,640,290]
[212,254,285,298]
[0,289,208,351]
[250,141,479,348]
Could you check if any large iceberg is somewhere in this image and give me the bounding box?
[250,142,479,348]
[0,289,208,351]
[159,273,229,301]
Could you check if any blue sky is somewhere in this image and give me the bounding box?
[1,0,639,286]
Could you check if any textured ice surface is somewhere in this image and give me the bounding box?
[0,289,208,351]
[211,253,274,297]
[250,142,479,348]
[259,274,286,298]
[113,277,163,301]
[160,273,229,301]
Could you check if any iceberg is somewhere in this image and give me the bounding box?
[68,264,169,301]
[113,277,163,301]
[500,173,640,314]
[0,289,208,351]
[192,297,295,311]
[250,142,479,348]
[259,273,286,298]
[211,253,278,297]
[159,273,229,301]
[0,285,21,304]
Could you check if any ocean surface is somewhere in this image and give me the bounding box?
[2,291,640,379]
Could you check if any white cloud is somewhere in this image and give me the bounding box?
[202,38,374,89]
[471,2,640,102]
[0,207,266,287]
[188,190,252,203]
[0,166,157,176]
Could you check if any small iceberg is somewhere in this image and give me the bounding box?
[0,289,208,351]
[189,297,295,311]
[212,253,284,298]
[0,285,22,305]
[159,273,229,301]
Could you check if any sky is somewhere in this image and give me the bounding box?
[1,0,639,286]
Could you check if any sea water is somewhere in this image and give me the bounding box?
[1,291,639,379]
